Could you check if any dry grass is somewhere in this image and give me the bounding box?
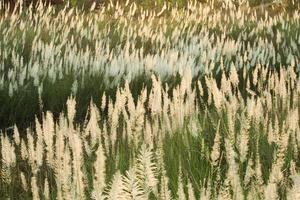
[0,1,300,199]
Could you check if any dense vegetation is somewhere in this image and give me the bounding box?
[0,1,300,199]
[0,0,299,130]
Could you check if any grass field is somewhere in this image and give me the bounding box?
[0,0,300,199]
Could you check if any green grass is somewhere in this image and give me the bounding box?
[0,3,299,199]
[0,8,299,130]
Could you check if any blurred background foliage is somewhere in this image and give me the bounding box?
[1,0,299,10]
